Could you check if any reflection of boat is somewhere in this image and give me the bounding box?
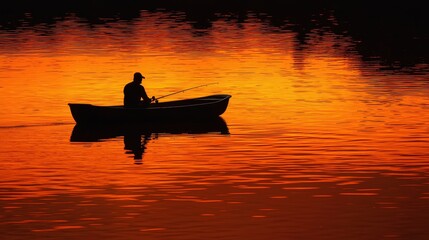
[70,117,230,142]
[68,94,231,124]
[70,117,229,163]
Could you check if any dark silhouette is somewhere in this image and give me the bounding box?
[69,117,230,163]
[123,72,153,107]
[124,132,154,164]
[70,117,229,142]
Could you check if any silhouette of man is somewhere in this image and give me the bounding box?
[123,72,153,107]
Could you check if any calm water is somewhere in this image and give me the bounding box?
[1,4,429,239]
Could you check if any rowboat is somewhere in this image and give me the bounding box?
[68,94,231,124]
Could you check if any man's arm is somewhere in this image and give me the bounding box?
[141,86,151,102]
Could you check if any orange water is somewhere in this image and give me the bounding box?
[1,9,429,239]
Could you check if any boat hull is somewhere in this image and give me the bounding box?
[68,94,231,124]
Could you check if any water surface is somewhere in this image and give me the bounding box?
[1,4,429,239]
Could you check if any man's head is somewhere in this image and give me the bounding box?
[133,72,145,82]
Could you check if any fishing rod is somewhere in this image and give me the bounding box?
[151,82,218,103]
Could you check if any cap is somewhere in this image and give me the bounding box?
[133,72,145,80]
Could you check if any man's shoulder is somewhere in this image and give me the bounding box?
[124,82,141,88]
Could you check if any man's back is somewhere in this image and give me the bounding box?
[123,81,144,107]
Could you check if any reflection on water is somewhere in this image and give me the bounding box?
[1,2,429,239]
[1,1,427,71]
[71,117,229,164]
[124,133,152,163]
